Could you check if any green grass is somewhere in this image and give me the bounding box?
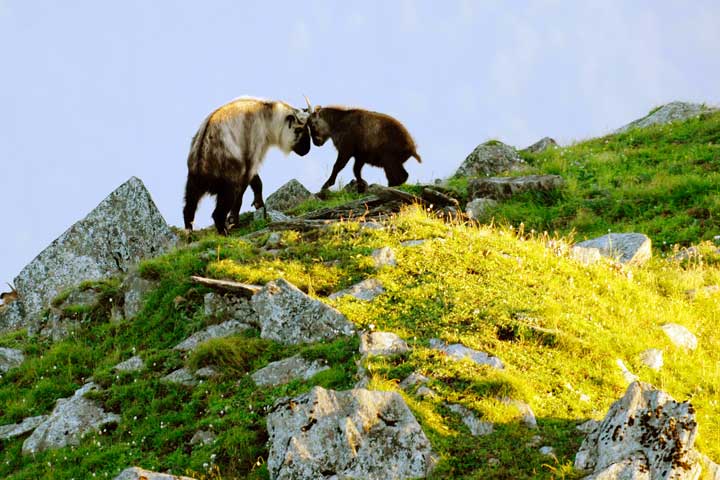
[468,110,720,248]
[1,112,720,479]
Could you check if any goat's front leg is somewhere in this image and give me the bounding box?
[321,153,352,191]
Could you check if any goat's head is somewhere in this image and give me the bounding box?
[280,108,311,156]
[304,96,330,147]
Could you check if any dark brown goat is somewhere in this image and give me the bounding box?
[305,101,421,193]
[184,97,311,235]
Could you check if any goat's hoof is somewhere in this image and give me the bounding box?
[317,189,331,200]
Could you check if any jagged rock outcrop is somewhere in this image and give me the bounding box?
[267,386,435,479]
[202,292,259,324]
[468,175,564,200]
[113,467,196,480]
[0,415,48,440]
[9,177,177,331]
[251,355,329,387]
[122,268,157,319]
[0,347,24,373]
[329,278,385,301]
[575,381,707,479]
[454,140,526,177]
[640,349,663,371]
[251,279,355,344]
[22,383,121,455]
[524,137,559,153]
[573,233,652,265]
[616,102,718,133]
[265,179,316,212]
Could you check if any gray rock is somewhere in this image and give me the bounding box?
[616,359,639,384]
[173,320,252,352]
[401,239,426,247]
[577,419,600,434]
[372,246,397,268]
[0,300,26,335]
[640,349,663,371]
[446,403,493,436]
[122,269,157,319]
[575,381,703,479]
[0,415,48,440]
[584,453,650,480]
[416,386,437,399]
[202,292,259,326]
[502,398,537,428]
[113,467,196,480]
[264,232,282,249]
[329,278,385,301]
[194,367,218,378]
[454,140,526,178]
[22,382,121,455]
[574,233,652,265]
[539,446,555,457]
[265,179,316,212]
[0,347,24,373]
[616,102,718,133]
[113,355,144,373]
[161,368,197,387]
[399,372,430,390]
[254,208,293,223]
[468,175,564,200]
[359,221,385,231]
[267,386,435,479]
[524,137,559,153]
[661,323,698,350]
[359,331,409,356]
[189,430,217,447]
[570,245,603,265]
[12,177,177,326]
[251,355,329,387]
[465,198,498,219]
[251,279,355,345]
[429,339,504,369]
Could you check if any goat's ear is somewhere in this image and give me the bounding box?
[285,114,295,128]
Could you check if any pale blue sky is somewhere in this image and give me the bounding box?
[1,1,719,285]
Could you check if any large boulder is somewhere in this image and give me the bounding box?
[22,383,121,455]
[468,175,564,200]
[454,140,526,178]
[573,233,652,265]
[575,381,706,479]
[267,386,435,479]
[251,279,355,344]
[10,177,177,328]
[265,179,316,212]
[615,102,718,133]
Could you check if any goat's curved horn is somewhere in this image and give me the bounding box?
[303,94,313,111]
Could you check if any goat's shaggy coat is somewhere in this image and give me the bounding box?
[307,105,421,192]
[183,97,310,234]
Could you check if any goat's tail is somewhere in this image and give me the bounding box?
[411,151,422,163]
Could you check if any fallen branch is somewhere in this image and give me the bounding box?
[190,276,262,297]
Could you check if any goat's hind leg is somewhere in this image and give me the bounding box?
[212,182,236,235]
[183,175,205,231]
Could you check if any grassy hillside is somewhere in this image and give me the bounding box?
[1,111,719,479]
[454,109,720,249]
